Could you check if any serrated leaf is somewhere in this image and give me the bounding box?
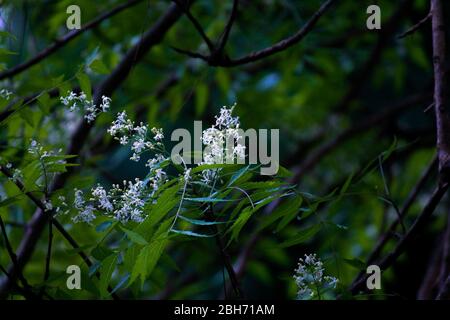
[99,254,118,298]
[76,72,92,100]
[120,226,148,245]
[278,224,321,248]
[89,59,109,74]
[130,238,167,287]
[275,196,303,232]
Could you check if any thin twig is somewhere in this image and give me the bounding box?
[0,0,144,80]
[216,0,239,53]
[173,0,336,67]
[397,12,431,39]
[172,0,215,51]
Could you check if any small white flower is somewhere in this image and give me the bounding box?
[0,89,13,100]
[43,199,53,212]
[293,254,338,300]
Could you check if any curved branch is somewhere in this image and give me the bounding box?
[173,0,336,67]
[0,0,144,81]
[350,183,449,295]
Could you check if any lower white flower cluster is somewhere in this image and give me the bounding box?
[71,177,156,224]
[294,254,338,299]
[60,91,111,123]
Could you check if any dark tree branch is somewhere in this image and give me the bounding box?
[350,183,449,295]
[397,12,431,39]
[40,220,53,297]
[431,0,450,182]
[437,275,450,299]
[172,0,215,51]
[0,215,32,293]
[173,0,335,67]
[351,157,437,288]
[216,0,239,54]
[418,234,443,299]
[0,0,144,81]
[207,206,243,298]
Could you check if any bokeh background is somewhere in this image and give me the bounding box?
[1,0,449,299]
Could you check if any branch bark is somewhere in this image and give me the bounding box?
[431,0,450,182]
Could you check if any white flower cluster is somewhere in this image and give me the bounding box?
[294,254,338,299]
[200,104,245,183]
[60,91,111,123]
[71,110,172,224]
[71,176,168,224]
[1,162,23,183]
[107,111,164,162]
[28,140,65,163]
[0,89,13,100]
[72,189,96,224]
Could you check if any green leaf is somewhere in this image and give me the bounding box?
[179,215,227,225]
[278,224,321,248]
[130,238,167,287]
[229,206,253,241]
[129,218,172,287]
[184,196,235,203]
[191,163,236,174]
[171,229,216,237]
[343,258,366,270]
[91,245,114,261]
[120,226,148,245]
[275,196,303,232]
[89,59,110,74]
[76,72,92,100]
[37,92,51,113]
[0,31,17,41]
[0,194,24,208]
[0,48,18,56]
[227,165,251,186]
[195,83,208,116]
[135,184,180,239]
[99,254,118,298]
